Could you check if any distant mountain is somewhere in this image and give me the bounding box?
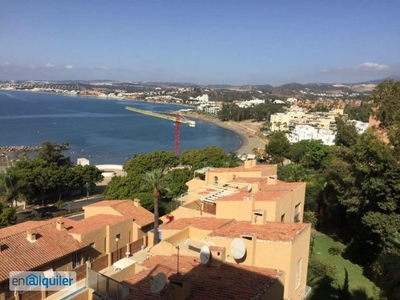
[353,76,400,85]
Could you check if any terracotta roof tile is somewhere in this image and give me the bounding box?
[211,164,276,173]
[160,218,233,231]
[85,200,154,227]
[231,177,268,184]
[259,180,306,191]
[0,221,87,283]
[208,220,309,242]
[215,191,290,202]
[0,220,53,239]
[60,214,130,234]
[123,255,282,300]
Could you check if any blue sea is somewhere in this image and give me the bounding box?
[0,90,241,165]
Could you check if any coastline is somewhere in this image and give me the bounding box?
[1,89,266,156]
[181,112,266,155]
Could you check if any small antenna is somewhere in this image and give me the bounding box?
[150,273,167,293]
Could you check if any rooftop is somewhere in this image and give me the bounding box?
[210,164,276,173]
[160,218,233,231]
[59,214,130,234]
[0,220,53,239]
[259,180,305,191]
[85,199,154,227]
[123,255,282,300]
[215,190,290,202]
[208,220,309,242]
[0,221,87,283]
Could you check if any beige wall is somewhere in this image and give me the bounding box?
[274,193,294,223]
[215,198,255,221]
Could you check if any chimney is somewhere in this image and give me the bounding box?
[252,210,266,224]
[27,231,37,243]
[169,273,191,300]
[56,221,65,231]
[133,198,141,207]
[267,175,277,185]
[244,160,256,169]
[209,246,226,267]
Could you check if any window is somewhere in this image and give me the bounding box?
[104,237,107,252]
[116,233,121,241]
[72,251,82,269]
[295,258,302,289]
[281,214,285,222]
[213,176,218,185]
[294,203,301,223]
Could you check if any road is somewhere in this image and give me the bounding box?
[16,195,104,223]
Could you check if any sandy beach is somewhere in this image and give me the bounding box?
[182,112,267,155]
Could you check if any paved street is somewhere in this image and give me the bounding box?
[16,195,104,223]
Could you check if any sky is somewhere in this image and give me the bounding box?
[1,0,399,85]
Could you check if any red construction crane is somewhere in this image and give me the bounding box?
[125,106,196,155]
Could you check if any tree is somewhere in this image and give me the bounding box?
[265,131,290,163]
[325,128,400,262]
[277,163,307,182]
[370,79,400,152]
[334,117,359,147]
[37,141,71,166]
[0,202,16,228]
[74,165,104,188]
[143,169,168,245]
[124,151,179,175]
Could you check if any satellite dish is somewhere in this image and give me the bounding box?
[247,185,252,192]
[150,272,166,293]
[230,238,246,260]
[200,245,211,264]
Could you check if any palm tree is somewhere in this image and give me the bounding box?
[143,169,167,246]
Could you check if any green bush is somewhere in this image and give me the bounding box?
[308,257,338,280]
[328,246,343,256]
[304,211,318,228]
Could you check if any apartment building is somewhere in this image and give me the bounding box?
[0,220,89,300]
[121,160,311,299]
[0,199,154,300]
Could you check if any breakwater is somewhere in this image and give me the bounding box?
[0,146,41,152]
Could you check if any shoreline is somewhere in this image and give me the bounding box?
[182,112,266,154]
[1,89,266,156]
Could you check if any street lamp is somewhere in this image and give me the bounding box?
[85,182,89,205]
[115,237,120,261]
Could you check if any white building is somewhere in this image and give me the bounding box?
[347,120,369,134]
[287,125,336,146]
[237,98,265,108]
[189,94,209,103]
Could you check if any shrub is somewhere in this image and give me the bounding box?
[328,246,343,256]
[304,211,318,228]
[308,257,338,280]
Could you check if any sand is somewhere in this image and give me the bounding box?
[181,112,267,155]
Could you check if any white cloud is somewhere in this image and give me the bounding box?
[354,62,389,71]
[45,63,55,68]
[65,65,73,70]
[100,66,109,70]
